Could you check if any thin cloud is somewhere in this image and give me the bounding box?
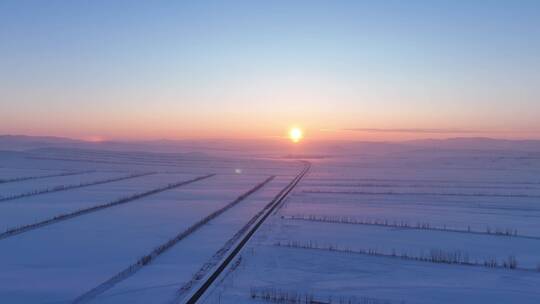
[343,128,482,134]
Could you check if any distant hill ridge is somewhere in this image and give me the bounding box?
[1,134,539,155]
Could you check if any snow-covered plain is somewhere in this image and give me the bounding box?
[203,149,540,304]
[0,148,301,303]
[1,142,540,304]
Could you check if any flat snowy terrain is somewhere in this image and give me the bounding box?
[0,148,300,303]
[1,143,540,304]
[202,148,540,304]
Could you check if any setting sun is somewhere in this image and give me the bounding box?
[289,127,303,143]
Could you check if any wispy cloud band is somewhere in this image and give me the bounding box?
[343,128,481,134]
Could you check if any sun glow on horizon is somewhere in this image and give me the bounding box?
[289,127,303,143]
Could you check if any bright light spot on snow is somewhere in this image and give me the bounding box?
[235,168,243,174]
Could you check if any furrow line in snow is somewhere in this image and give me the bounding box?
[283,215,540,241]
[0,170,95,184]
[275,241,540,272]
[0,172,155,203]
[304,182,540,190]
[303,190,540,199]
[0,174,216,241]
[71,175,277,304]
[26,156,288,171]
[306,177,540,186]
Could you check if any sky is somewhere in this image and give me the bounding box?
[1,0,540,141]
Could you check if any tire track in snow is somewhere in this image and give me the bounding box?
[72,175,276,304]
[0,174,216,241]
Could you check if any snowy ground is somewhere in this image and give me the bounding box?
[0,148,301,303]
[1,145,540,303]
[204,150,540,304]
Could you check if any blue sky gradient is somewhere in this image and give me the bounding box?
[1,0,539,140]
